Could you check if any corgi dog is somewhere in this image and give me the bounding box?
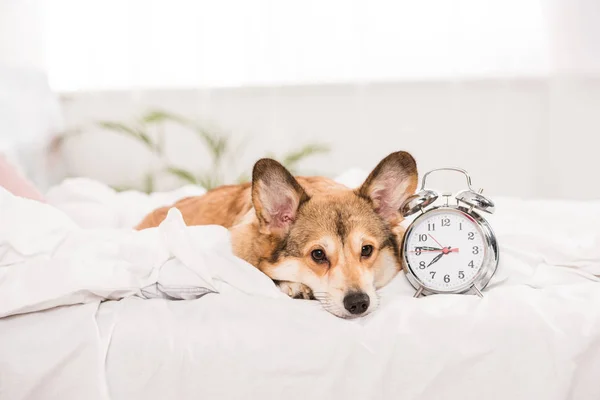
[136,151,418,318]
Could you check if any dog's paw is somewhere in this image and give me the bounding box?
[277,281,314,300]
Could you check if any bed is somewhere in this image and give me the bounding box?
[1,172,600,400]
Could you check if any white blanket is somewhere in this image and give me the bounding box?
[1,174,600,400]
[0,186,285,319]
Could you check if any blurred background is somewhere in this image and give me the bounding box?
[1,0,599,199]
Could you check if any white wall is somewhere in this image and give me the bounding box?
[0,0,62,188]
[57,78,600,200]
[0,0,45,70]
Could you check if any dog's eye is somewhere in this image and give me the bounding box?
[311,249,327,262]
[361,245,374,258]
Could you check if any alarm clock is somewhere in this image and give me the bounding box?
[399,168,499,298]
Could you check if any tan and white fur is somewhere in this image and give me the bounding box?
[136,151,418,318]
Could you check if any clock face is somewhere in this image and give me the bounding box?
[404,208,486,292]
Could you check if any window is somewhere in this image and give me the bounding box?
[42,0,549,91]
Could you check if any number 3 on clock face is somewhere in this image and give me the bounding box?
[403,208,487,293]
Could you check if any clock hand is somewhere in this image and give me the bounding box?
[426,252,444,268]
[442,246,459,254]
[409,246,460,254]
[428,234,444,248]
[419,246,442,251]
[426,246,459,266]
[408,246,443,253]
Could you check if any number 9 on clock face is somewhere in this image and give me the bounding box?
[403,209,487,293]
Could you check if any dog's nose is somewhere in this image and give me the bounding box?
[343,292,370,315]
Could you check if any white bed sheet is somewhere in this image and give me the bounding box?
[1,174,600,400]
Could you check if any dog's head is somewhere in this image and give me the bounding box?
[251,151,418,318]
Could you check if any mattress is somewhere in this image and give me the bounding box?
[1,173,599,400]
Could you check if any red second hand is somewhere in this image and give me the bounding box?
[428,234,444,248]
[442,248,460,254]
[408,248,460,253]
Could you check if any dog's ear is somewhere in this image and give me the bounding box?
[357,151,418,223]
[252,158,309,236]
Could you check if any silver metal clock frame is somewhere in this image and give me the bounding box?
[400,168,499,298]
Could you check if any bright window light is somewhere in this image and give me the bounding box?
[41,0,549,91]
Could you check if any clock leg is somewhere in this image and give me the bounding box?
[472,285,484,298]
[414,286,424,298]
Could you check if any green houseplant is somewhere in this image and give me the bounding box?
[55,109,330,193]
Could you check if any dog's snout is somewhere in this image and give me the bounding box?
[343,292,370,315]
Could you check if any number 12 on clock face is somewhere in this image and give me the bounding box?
[427,220,463,232]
